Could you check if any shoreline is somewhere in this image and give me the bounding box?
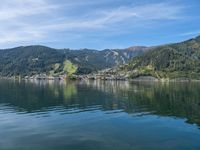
[1,75,200,82]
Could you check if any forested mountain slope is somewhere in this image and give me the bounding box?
[0,45,148,76]
[115,36,200,79]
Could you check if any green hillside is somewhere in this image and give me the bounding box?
[0,46,65,77]
[0,45,146,77]
[124,36,200,79]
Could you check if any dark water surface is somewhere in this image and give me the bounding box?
[0,80,200,150]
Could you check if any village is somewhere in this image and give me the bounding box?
[23,68,129,81]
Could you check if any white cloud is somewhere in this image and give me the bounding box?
[0,0,187,47]
[36,2,185,30]
[0,0,59,45]
[179,30,200,36]
[0,0,58,21]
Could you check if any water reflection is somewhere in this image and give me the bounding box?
[0,80,77,112]
[85,80,200,126]
[1,80,200,150]
[0,80,200,127]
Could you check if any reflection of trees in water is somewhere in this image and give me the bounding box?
[0,80,77,112]
[134,83,200,126]
[62,82,77,104]
[1,79,200,127]
[84,80,200,126]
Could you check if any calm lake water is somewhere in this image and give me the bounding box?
[0,80,200,150]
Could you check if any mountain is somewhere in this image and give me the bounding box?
[0,46,65,77]
[106,36,200,80]
[61,46,148,74]
[0,45,148,77]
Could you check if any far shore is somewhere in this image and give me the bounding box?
[1,75,200,82]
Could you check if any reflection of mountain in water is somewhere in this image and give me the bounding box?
[0,80,78,112]
[0,80,200,127]
[85,80,200,126]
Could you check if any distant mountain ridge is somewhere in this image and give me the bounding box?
[3,35,200,79]
[105,36,200,80]
[0,45,148,76]
[61,46,149,74]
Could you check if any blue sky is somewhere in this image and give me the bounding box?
[0,0,200,49]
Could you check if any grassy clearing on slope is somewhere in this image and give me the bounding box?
[63,60,77,76]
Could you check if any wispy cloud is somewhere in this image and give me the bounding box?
[179,30,200,36]
[0,0,58,21]
[0,0,59,45]
[24,1,186,39]
[0,0,195,48]
[40,2,185,30]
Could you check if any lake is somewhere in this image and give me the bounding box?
[0,80,200,150]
